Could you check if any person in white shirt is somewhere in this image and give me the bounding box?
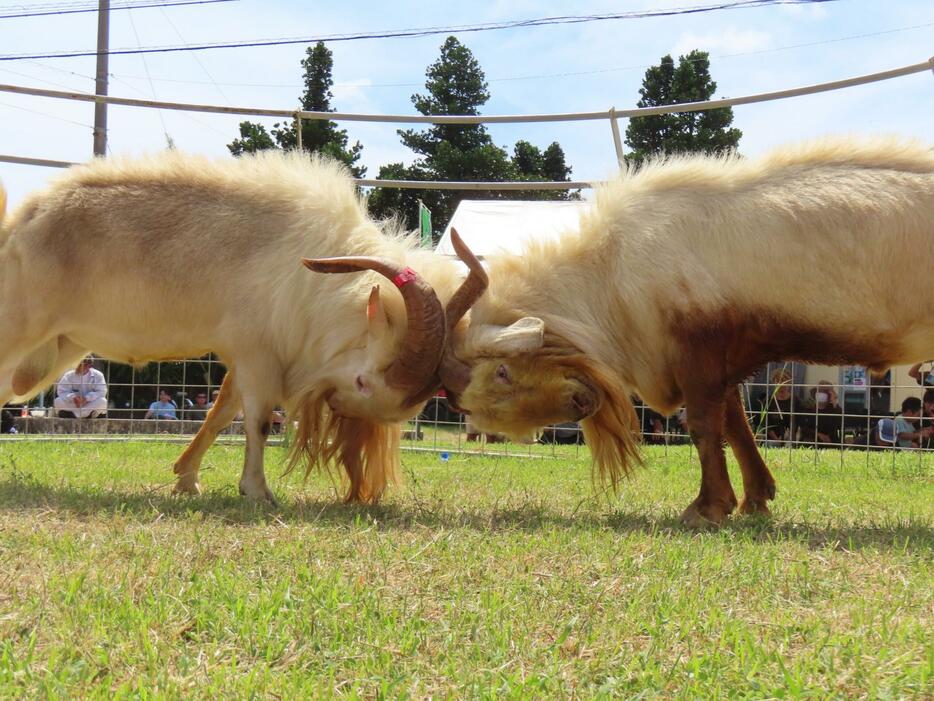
[54,357,108,418]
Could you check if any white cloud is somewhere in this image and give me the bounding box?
[779,2,830,19]
[672,26,772,57]
[331,78,376,111]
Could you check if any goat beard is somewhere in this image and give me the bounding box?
[287,388,400,504]
[551,352,643,491]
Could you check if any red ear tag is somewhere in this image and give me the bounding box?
[392,267,418,288]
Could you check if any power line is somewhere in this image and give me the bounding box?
[158,3,229,104]
[0,64,82,91]
[0,0,237,20]
[0,98,93,128]
[103,19,934,93]
[489,21,934,84]
[125,4,171,147]
[0,0,839,61]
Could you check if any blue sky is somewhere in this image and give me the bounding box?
[1,0,932,208]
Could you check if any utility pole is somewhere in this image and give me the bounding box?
[92,0,110,156]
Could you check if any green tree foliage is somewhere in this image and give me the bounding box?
[227,42,365,176]
[624,50,742,166]
[368,37,575,235]
[228,122,275,155]
[511,140,579,201]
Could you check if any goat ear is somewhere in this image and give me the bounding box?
[366,285,389,343]
[469,317,545,356]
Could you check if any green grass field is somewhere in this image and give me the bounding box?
[0,439,930,699]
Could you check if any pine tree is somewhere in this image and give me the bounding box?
[369,37,576,233]
[510,140,578,201]
[227,42,365,176]
[624,50,742,166]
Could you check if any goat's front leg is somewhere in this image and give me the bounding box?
[173,372,242,495]
[723,384,776,516]
[236,365,282,506]
[680,386,738,528]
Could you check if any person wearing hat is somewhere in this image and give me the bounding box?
[53,356,108,419]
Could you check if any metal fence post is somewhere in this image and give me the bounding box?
[609,107,624,166]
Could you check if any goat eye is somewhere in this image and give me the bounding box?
[495,364,511,384]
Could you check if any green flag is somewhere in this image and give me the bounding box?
[418,200,432,248]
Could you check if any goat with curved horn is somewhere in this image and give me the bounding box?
[0,150,482,505]
[302,256,445,405]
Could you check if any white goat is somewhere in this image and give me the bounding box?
[441,136,934,526]
[0,150,471,504]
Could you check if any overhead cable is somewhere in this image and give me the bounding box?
[0,0,237,20]
[0,0,838,61]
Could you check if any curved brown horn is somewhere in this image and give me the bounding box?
[444,227,488,332]
[303,256,444,402]
[437,228,488,393]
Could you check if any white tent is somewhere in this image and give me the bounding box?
[435,200,591,257]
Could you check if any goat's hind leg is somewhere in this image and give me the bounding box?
[173,372,242,495]
[723,384,776,516]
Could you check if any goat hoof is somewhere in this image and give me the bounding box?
[172,476,202,496]
[738,497,772,517]
[679,499,732,529]
[239,482,279,507]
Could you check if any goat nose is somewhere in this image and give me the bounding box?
[571,391,596,419]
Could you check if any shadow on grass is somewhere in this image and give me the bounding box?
[0,474,930,552]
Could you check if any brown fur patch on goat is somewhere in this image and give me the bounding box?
[670,306,904,384]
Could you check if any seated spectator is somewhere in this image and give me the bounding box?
[907,361,934,387]
[1,404,19,434]
[798,380,843,446]
[145,389,178,420]
[54,356,108,418]
[875,417,898,447]
[921,389,934,450]
[207,389,220,408]
[187,391,210,419]
[878,396,930,448]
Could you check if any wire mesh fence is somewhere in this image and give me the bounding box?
[0,356,236,441]
[4,357,934,466]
